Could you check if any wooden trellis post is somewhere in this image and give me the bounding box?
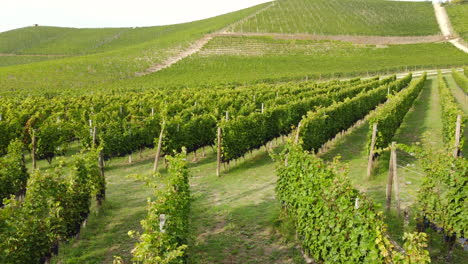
[367,124,378,178]
[216,127,222,177]
[92,126,97,147]
[31,129,37,170]
[392,142,400,214]
[453,115,462,158]
[294,121,302,145]
[89,119,93,138]
[97,150,105,205]
[159,214,166,233]
[153,122,165,173]
[386,142,396,210]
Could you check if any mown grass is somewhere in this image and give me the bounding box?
[51,151,155,264]
[232,0,439,36]
[49,143,304,264]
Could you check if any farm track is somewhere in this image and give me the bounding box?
[210,32,446,45]
[433,3,468,53]
[136,29,450,76]
[136,2,276,76]
[131,2,468,76]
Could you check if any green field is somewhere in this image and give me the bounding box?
[0,26,74,54]
[0,4,265,56]
[446,2,468,42]
[114,36,467,90]
[0,54,68,67]
[2,35,466,96]
[1,1,468,263]
[231,0,440,36]
[0,4,269,95]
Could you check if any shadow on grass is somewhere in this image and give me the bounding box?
[188,199,304,264]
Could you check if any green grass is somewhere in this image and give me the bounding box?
[117,37,467,91]
[446,2,468,42]
[232,0,440,36]
[0,4,269,95]
[51,152,154,263]
[0,26,74,54]
[0,3,267,57]
[22,28,127,55]
[446,73,468,114]
[50,144,305,264]
[445,73,468,142]
[0,55,68,67]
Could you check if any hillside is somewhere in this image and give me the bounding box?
[1,0,468,263]
[446,2,468,42]
[124,36,467,88]
[231,0,440,36]
[0,4,269,94]
[0,26,74,54]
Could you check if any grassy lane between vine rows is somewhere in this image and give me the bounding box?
[37,147,155,264]
[187,144,304,264]
[320,76,467,263]
[445,74,468,143]
[46,140,304,263]
[27,77,468,264]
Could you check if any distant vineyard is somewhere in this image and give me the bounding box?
[231,0,439,36]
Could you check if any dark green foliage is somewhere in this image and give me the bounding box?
[401,144,468,239]
[0,140,28,205]
[438,73,465,152]
[300,74,412,152]
[131,151,190,263]
[0,150,102,264]
[220,76,396,162]
[275,144,430,263]
[368,73,427,151]
[452,69,468,95]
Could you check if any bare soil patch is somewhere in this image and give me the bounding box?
[211,32,445,45]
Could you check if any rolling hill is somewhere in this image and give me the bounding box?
[1,1,468,264]
[230,0,440,36]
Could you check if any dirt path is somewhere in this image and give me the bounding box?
[211,32,445,45]
[136,2,276,76]
[137,2,466,76]
[433,3,468,53]
[135,35,214,76]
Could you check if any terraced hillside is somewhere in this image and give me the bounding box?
[116,36,467,89]
[231,0,440,36]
